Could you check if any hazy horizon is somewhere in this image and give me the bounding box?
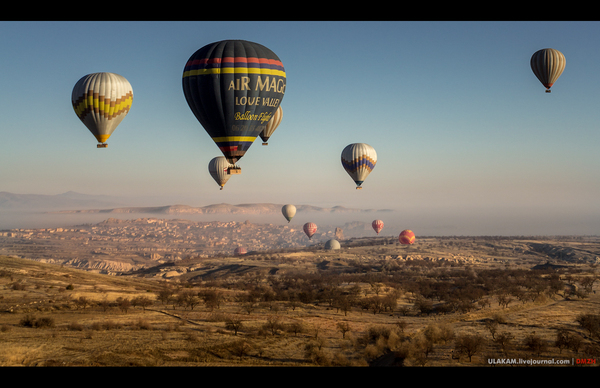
[1,190,598,236]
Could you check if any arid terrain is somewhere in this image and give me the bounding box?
[0,216,599,367]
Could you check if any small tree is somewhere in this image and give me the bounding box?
[286,321,306,337]
[116,297,131,313]
[576,314,600,339]
[225,317,244,335]
[483,319,499,340]
[132,296,153,311]
[337,322,351,339]
[454,334,485,362]
[523,333,547,356]
[230,339,252,361]
[263,316,283,336]
[156,288,174,305]
[202,289,222,311]
[76,296,91,310]
[494,332,514,356]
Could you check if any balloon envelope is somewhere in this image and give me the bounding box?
[372,220,384,234]
[260,105,282,145]
[281,204,296,222]
[182,40,286,164]
[72,72,133,147]
[303,222,317,240]
[341,143,377,189]
[324,239,341,250]
[234,247,247,256]
[530,48,565,92]
[399,230,415,245]
[208,156,234,190]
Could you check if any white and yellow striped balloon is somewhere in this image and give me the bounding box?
[341,143,377,189]
[72,72,133,147]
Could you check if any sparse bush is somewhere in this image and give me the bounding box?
[364,325,392,344]
[19,315,37,328]
[68,322,85,331]
[10,281,27,291]
[304,342,331,366]
[102,320,121,330]
[19,315,55,328]
[136,318,152,330]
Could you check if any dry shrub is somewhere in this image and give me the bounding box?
[68,322,84,331]
[137,318,153,330]
[103,320,122,330]
[19,315,54,328]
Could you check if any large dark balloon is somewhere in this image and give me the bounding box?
[530,48,565,93]
[182,40,286,165]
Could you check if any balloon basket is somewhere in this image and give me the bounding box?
[262,142,268,146]
[97,143,108,148]
[545,90,551,93]
[228,166,241,175]
[356,187,362,190]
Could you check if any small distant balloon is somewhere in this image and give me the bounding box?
[208,156,234,190]
[324,239,340,250]
[372,220,384,235]
[341,143,377,189]
[260,105,282,145]
[530,48,565,93]
[399,230,415,245]
[234,247,247,256]
[303,222,317,240]
[71,72,133,148]
[281,204,296,223]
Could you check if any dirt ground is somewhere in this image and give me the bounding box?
[1,236,599,367]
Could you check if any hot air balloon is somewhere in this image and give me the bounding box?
[259,105,282,145]
[208,156,234,190]
[341,143,377,189]
[282,204,296,223]
[372,220,384,235]
[182,40,286,170]
[324,239,341,250]
[530,48,566,93]
[72,72,133,148]
[234,246,247,256]
[399,230,415,245]
[303,222,317,240]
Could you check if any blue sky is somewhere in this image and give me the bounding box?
[1,20,600,235]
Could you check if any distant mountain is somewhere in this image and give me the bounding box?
[49,203,394,215]
[0,191,128,210]
[0,192,393,215]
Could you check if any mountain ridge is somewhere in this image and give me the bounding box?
[48,203,394,215]
[0,191,393,215]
